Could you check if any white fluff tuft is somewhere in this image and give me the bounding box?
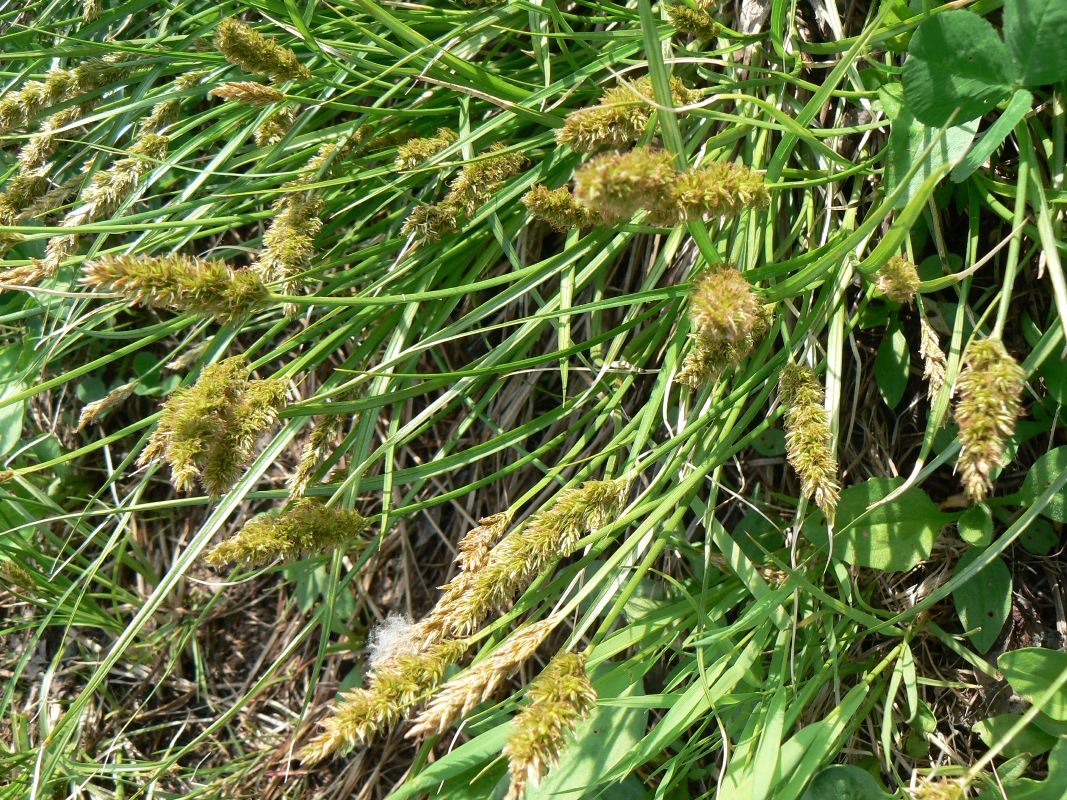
[368,613,418,669]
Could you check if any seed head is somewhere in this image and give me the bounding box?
[503,652,596,800]
[919,318,947,409]
[213,17,311,83]
[299,637,468,762]
[396,128,457,170]
[456,512,510,572]
[679,303,773,388]
[953,338,1025,504]
[137,357,288,497]
[664,160,769,224]
[428,478,630,639]
[77,381,138,431]
[573,147,676,223]
[253,105,297,147]
[875,255,921,305]
[253,192,324,292]
[210,81,285,106]
[443,144,527,217]
[689,267,762,346]
[666,1,720,41]
[138,99,180,136]
[0,172,50,224]
[289,410,346,500]
[521,185,603,231]
[82,253,268,321]
[557,77,698,153]
[779,365,840,520]
[204,499,370,565]
[407,618,559,738]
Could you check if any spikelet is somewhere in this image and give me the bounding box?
[521,185,602,231]
[503,652,597,800]
[401,144,526,243]
[77,381,138,431]
[779,365,840,521]
[573,147,676,223]
[875,255,921,305]
[210,81,285,106]
[396,127,457,170]
[688,267,763,345]
[442,144,528,216]
[953,338,1025,504]
[679,303,773,388]
[254,105,297,147]
[83,0,102,23]
[0,172,50,224]
[18,104,94,170]
[907,777,966,800]
[81,253,268,321]
[400,202,461,243]
[920,318,948,408]
[137,356,288,496]
[557,77,698,153]
[204,499,370,565]
[299,637,469,762]
[15,176,81,222]
[72,132,169,223]
[289,412,345,500]
[138,98,180,136]
[426,478,630,640]
[252,192,323,288]
[0,232,27,256]
[213,17,311,83]
[666,1,720,41]
[407,618,558,738]
[456,512,510,572]
[664,160,769,224]
[0,55,132,133]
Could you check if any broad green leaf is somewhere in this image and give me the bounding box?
[0,382,26,458]
[1000,648,1067,720]
[874,324,909,409]
[1003,739,1067,799]
[1003,0,1067,86]
[800,765,891,800]
[806,478,949,572]
[958,504,993,548]
[952,549,1011,653]
[951,89,1033,182]
[902,10,1017,126]
[388,724,510,800]
[1020,518,1058,556]
[1019,446,1067,522]
[1037,350,1067,405]
[974,714,1058,758]
[884,100,978,209]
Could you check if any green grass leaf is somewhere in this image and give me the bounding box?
[902,10,1017,126]
[951,89,1033,182]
